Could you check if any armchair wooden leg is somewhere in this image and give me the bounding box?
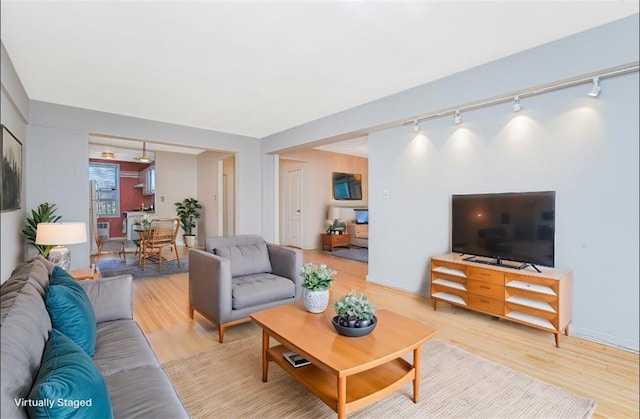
[219,325,225,343]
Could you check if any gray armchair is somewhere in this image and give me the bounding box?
[188,235,303,342]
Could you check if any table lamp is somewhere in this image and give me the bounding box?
[35,222,87,270]
[328,207,341,231]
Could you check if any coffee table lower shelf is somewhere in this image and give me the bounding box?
[266,344,415,415]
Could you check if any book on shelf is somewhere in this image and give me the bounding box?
[283,351,311,368]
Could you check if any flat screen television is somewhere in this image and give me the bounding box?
[354,209,368,224]
[333,172,362,201]
[451,191,555,268]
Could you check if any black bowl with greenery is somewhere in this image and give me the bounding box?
[332,290,376,337]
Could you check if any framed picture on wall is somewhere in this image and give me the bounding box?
[1,124,22,211]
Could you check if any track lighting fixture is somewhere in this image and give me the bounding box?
[589,77,601,97]
[454,110,462,125]
[512,96,522,112]
[398,63,636,133]
[101,151,115,159]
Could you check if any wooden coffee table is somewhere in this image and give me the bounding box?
[250,303,436,418]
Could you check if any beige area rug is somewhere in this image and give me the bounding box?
[163,336,596,419]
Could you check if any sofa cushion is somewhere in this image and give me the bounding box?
[232,273,295,309]
[93,320,160,377]
[215,242,272,277]
[105,366,188,418]
[28,329,113,419]
[1,258,53,419]
[45,278,97,356]
[80,275,133,323]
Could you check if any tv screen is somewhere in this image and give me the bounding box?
[355,209,368,224]
[333,172,362,201]
[451,191,555,267]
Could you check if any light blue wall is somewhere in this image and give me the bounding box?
[261,15,640,350]
[0,41,29,284]
[368,73,638,351]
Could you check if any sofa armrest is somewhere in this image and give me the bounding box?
[79,275,133,323]
[189,249,233,324]
[266,244,303,299]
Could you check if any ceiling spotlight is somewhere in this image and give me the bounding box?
[413,120,420,133]
[512,95,522,112]
[589,77,601,97]
[453,110,462,125]
[135,142,152,163]
[101,151,115,159]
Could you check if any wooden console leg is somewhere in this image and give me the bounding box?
[189,305,194,319]
[433,300,437,311]
[564,325,570,336]
[554,333,560,348]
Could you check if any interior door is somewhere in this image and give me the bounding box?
[286,169,303,248]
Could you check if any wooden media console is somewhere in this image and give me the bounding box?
[430,253,572,347]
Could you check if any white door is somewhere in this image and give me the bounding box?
[286,169,303,248]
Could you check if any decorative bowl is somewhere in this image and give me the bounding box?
[331,315,377,337]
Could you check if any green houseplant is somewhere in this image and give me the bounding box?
[174,198,202,247]
[300,263,336,313]
[333,290,376,329]
[22,202,62,257]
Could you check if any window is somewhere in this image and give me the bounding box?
[89,163,119,217]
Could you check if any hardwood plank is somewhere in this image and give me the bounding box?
[94,248,639,417]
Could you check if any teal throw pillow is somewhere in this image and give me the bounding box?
[28,329,113,419]
[45,279,97,356]
[50,266,81,288]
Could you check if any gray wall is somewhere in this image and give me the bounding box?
[260,15,640,351]
[23,102,262,270]
[1,41,28,283]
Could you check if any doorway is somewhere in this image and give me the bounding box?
[285,168,303,248]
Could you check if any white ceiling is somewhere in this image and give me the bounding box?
[1,1,638,156]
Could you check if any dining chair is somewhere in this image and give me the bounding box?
[91,220,125,263]
[140,218,180,271]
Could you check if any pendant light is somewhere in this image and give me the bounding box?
[135,142,151,163]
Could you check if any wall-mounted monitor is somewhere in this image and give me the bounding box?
[332,172,362,201]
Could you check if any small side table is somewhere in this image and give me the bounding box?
[321,233,351,252]
[69,268,101,281]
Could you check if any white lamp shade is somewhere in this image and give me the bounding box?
[35,222,87,245]
[328,206,341,220]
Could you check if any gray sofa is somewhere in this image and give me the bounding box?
[189,235,302,343]
[1,256,188,419]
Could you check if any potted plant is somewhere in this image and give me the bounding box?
[332,290,377,336]
[174,198,202,247]
[22,202,62,258]
[300,262,336,313]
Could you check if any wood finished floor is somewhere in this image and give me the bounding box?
[96,247,639,418]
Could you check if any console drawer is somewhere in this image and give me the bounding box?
[468,280,504,301]
[468,267,504,285]
[468,295,503,316]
